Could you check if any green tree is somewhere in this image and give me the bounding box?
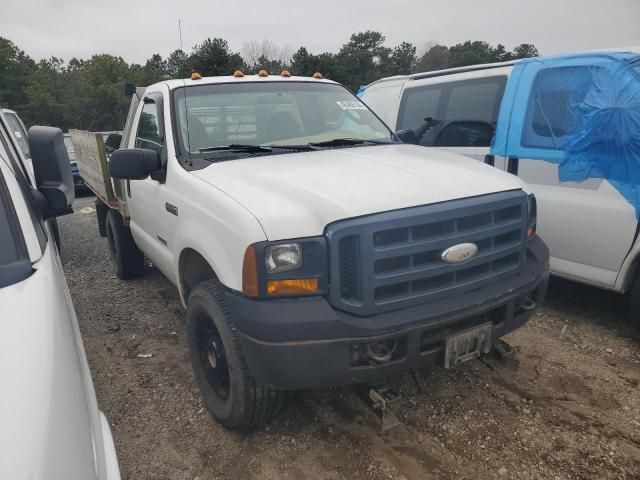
[167,49,191,78]
[448,41,497,67]
[513,43,539,59]
[143,53,168,84]
[0,37,35,112]
[385,41,417,75]
[190,38,243,76]
[336,31,391,90]
[416,44,451,72]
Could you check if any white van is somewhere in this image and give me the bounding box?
[0,111,120,479]
[360,50,640,324]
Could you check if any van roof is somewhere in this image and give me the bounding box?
[365,47,640,89]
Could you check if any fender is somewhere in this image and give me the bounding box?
[172,214,266,306]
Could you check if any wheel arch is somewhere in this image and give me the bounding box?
[178,248,219,307]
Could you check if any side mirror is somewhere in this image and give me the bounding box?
[395,129,418,144]
[28,126,74,218]
[109,148,161,180]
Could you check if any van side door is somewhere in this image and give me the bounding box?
[396,70,508,169]
[491,54,639,287]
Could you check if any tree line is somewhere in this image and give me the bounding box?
[0,32,538,132]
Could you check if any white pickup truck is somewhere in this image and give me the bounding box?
[70,71,548,429]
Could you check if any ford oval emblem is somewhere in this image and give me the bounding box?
[441,242,478,264]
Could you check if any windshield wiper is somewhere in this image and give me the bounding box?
[309,138,392,148]
[199,144,272,153]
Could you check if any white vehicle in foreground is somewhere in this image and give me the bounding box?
[360,49,640,325]
[0,116,120,479]
[70,72,548,429]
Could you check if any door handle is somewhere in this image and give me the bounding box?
[484,154,495,167]
[507,156,519,175]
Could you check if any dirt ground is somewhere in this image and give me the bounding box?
[59,195,640,480]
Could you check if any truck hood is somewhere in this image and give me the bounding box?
[192,144,528,240]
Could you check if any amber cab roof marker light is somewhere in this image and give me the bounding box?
[280,70,291,77]
[258,70,269,77]
[191,72,203,80]
[312,72,323,79]
[233,70,245,78]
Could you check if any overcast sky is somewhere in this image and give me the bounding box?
[2,0,639,64]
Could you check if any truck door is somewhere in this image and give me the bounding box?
[126,92,175,280]
[491,53,640,287]
[396,72,508,168]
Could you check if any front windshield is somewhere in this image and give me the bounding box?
[173,81,393,156]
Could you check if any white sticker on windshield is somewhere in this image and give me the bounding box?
[336,100,367,111]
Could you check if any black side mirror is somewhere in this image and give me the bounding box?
[395,129,418,144]
[28,126,74,218]
[109,148,161,180]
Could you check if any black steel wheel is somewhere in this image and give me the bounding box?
[186,280,283,429]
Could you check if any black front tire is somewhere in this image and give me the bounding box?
[186,280,283,429]
[105,210,144,279]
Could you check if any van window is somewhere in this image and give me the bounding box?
[135,102,164,155]
[521,66,594,150]
[3,112,30,158]
[398,76,506,147]
[0,160,32,288]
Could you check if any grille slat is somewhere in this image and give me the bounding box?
[371,219,523,259]
[328,191,528,317]
[373,243,522,286]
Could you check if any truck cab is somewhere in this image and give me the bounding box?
[360,49,640,324]
[73,72,548,429]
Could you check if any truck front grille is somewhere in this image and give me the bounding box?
[327,191,528,316]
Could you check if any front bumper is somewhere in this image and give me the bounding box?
[226,236,549,389]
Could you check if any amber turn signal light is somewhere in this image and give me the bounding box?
[267,278,319,296]
[242,245,259,297]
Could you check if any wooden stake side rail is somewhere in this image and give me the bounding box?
[69,129,128,215]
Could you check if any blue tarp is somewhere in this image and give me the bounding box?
[491,51,640,216]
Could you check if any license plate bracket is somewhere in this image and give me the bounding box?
[444,323,493,369]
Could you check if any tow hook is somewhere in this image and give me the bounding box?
[354,383,402,431]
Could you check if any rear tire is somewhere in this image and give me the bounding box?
[186,280,283,429]
[105,210,144,279]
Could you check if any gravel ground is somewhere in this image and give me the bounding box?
[59,195,640,480]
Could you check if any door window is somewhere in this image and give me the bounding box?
[398,76,506,147]
[521,66,594,151]
[135,101,164,155]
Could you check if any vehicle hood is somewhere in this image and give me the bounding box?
[192,144,528,240]
[0,246,106,480]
